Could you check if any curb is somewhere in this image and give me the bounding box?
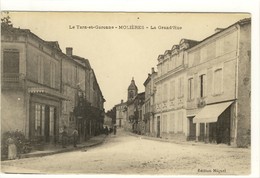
[127,132,235,148]
[4,135,107,161]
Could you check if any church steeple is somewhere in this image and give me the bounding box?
[128,77,138,101]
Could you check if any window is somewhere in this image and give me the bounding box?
[170,81,175,100]
[35,104,41,136]
[3,50,19,74]
[43,59,51,86]
[178,77,184,98]
[200,47,207,62]
[193,50,200,66]
[41,105,45,136]
[172,55,177,69]
[176,52,184,67]
[35,104,46,137]
[207,41,216,60]
[37,56,44,84]
[163,83,168,102]
[50,62,56,88]
[49,107,55,136]
[188,53,194,67]
[166,60,169,72]
[157,86,161,103]
[199,74,206,97]
[188,78,194,100]
[214,69,223,95]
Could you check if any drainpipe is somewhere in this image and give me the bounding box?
[234,25,240,146]
[24,34,29,139]
[59,54,63,142]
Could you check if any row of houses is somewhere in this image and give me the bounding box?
[115,18,251,147]
[1,21,105,146]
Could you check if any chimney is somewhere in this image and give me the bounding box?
[121,99,123,104]
[151,67,155,74]
[215,28,225,33]
[66,47,73,57]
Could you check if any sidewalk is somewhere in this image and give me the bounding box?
[12,134,107,160]
[128,132,235,148]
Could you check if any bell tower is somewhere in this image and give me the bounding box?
[128,77,138,101]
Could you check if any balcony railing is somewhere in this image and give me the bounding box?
[2,73,25,82]
[1,73,25,89]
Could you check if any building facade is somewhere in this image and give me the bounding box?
[115,100,127,128]
[154,40,198,140]
[143,68,157,136]
[103,114,113,129]
[125,78,138,131]
[68,49,106,141]
[186,18,251,147]
[146,18,251,147]
[1,22,105,147]
[1,23,68,144]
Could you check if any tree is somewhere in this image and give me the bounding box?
[1,12,12,27]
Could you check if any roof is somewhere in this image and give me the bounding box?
[179,38,200,49]
[1,23,62,52]
[128,78,138,91]
[143,74,151,86]
[187,17,251,52]
[71,55,91,69]
[115,101,127,107]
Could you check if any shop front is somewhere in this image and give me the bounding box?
[28,87,69,144]
[193,101,233,145]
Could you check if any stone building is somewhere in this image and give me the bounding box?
[104,114,113,129]
[62,47,105,142]
[143,68,157,136]
[154,40,198,140]
[150,18,250,147]
[115,100,127,128]
[132,92,145,134]
[1,22,105,147]
[1,23,69,144]
[125,78,138,131]
[186,18,251,147]
[124,78,145,133]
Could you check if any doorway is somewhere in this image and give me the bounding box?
[157,116,160,138]
[188,117,196,140]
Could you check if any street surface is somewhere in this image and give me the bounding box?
[1,128,250,175]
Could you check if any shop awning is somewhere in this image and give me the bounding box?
[28,87,71,100]
[193,101,233,123]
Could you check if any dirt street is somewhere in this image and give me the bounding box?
[1,128,250,175]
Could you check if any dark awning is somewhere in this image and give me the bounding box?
[193,101,233,123]
[28,87,70,101]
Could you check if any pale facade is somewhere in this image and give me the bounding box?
[151,18,251,147]
[143,68,157,136]
[1,23,106,147]
[115,100,127,128]
[186,18,251,147]
[154,40,198,140]
[1,23,68,144]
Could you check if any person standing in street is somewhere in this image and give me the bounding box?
[113,125,117,135]
[6,136,17,160]
[72,128,79,147]
[61,126,68,148]
[105,126,109,135]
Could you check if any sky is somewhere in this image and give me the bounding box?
[5,12,250,111]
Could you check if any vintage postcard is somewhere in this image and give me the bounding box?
[0,9,257,177]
